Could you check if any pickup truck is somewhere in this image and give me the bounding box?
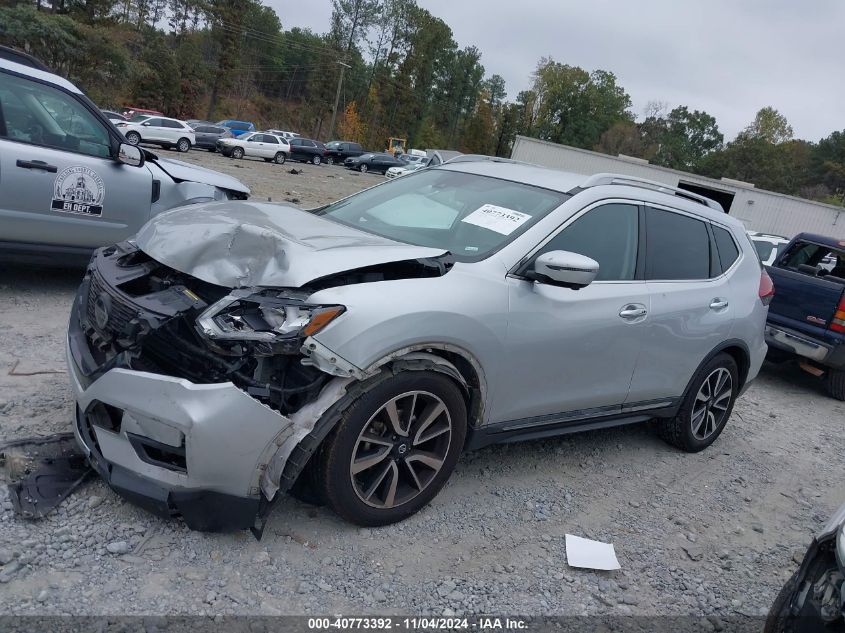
[765,232,845,399]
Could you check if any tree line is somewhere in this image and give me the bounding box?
[1,0,843,206]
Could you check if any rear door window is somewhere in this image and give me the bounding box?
[261,135,278,144]
[712,225,740,272]
[645,207,711,280]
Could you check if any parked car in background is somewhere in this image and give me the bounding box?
[344,152,404,173]
[217,119,255,138]
[192,123,233,151]
[122,106,163,119]
[764,501,845,632]
[0,46,249,265]
[115,116,196,153]
[748,231,790,266]
[217,132,290,163]
[64,165,768,531]
[765,232,845,399]
[385,161,426,179]
[288,137,327,165]
[324,140,364,165]
[267,129,300,141]
[101,110,127,123]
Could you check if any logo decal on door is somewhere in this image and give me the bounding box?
[51,166,105,217]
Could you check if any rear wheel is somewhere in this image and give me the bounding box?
[316,372,466,526]
[312,155,322,165]
[232,147,244,159]
[274,152,286,165]
[125,131,141,145]
[825,368,845,400]
[177,138,191,153]
[359,163,368,173]
[658,353,738,452]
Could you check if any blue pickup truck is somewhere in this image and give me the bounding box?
[765,232,845,399]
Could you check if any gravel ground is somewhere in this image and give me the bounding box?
[0,153,843,618]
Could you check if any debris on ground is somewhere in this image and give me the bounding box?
[565,534,621,571]
[0,433,92,519]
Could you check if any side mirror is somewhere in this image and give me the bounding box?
[117,143,144,167]
[531,250,599,289]
[142,122,150,126]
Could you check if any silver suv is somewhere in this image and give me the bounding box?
[66,161,770,532]
[0,47,249,264]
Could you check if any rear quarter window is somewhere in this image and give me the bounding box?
[712,226,740,272]
[646,207,711,280]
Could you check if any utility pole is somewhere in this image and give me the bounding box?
[329,61,351,140]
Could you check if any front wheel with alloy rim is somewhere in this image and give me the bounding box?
[177,138,191,153]
[315,371,466,526]
[232,147,244,159]
[359,163,368,173]
[125,131,141,145]
[326,156,334,165]
[658,352,738,452]
[312,155,322,165]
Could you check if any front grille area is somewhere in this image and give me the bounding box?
[86,272,141,339]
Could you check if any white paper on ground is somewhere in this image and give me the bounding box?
[460,204,531,235]
[565,534,621,570]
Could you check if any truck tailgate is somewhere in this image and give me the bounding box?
[767,266,845,333]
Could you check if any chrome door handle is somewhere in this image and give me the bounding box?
[619,305,648,319]
[710,298,729,310]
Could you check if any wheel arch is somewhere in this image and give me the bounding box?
[686,339,751,397]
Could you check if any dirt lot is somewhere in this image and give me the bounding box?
[0,153,843,618]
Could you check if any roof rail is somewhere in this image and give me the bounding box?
[578,173,724,211]
[0,45,51,72]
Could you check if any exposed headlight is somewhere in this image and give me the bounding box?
[837,523,845,570]
[197,291,345,343]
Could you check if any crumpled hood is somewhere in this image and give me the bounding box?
[150,156,250,195]
[134,201,448,288]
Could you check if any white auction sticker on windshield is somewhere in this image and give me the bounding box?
[461,204,530,235]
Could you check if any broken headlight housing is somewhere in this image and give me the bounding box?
[197,290,345,348]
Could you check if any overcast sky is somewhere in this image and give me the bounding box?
[266,0,843,142]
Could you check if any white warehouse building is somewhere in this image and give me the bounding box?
[511,135,845,240]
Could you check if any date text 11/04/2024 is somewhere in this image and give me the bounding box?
[307,617,528,630]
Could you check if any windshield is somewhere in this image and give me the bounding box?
[315,169,568,262]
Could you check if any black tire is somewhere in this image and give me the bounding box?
[359,163,368,173]
[326,156,334,165]
[177,138,191,153]
[824,368,845,400]
[232,147,244,159]
[274,152,286,165]
[315,371,467,526]
[658,352,738,452]
[311,155,322,165]
[125,131,141,145]
[762,570,799,633]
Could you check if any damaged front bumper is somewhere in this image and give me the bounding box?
[65,243,356,532]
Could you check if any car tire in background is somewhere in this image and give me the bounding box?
[177,138,191,153]
[824,368,845,400]
[125,131,141,145]
[232,147,244,159]
[274,152,286,165]
[312,155,322,165]
[658,352,738,452]
[315,371,467,526]
[359,164,368,173]
[326,156,334,165]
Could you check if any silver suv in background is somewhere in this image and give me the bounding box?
[0,47,249,264]
[66,163,770,532]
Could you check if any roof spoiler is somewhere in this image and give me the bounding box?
[578,173,724,212]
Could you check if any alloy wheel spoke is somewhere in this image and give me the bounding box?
[691,407,707,435]
[383,461,400,507]
[360,433,393,447]
[404,460,424,491]
[412,402,447,445]
[363,460,393,501]
[384,399,407,437]
[406,450,444,471]
[351,446,391,475]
